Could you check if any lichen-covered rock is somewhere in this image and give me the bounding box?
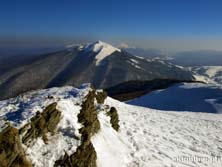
[95,90,107,104]
[55,90,100,167]
[0,126,32,167]
[54,141,97,167]
[78,90,100,139]
[20,102,61,145]
[107,107,120,131]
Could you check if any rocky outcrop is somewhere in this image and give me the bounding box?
[95,90,107,104]
[0,126,32,167]
[0,102,62,167]
[20,103,61,145]
[55,90,100,167]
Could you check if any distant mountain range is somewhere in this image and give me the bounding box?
[190,66,222,85]
[0,41,194,100]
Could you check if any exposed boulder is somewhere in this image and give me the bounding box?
[95,90,107,104]
[107,107,120,131]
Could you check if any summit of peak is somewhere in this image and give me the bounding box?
[84,41,121,65]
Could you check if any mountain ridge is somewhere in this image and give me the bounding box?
[0,84,221,167]
[0,41,194,100]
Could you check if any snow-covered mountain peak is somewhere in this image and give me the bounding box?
[87,40,119,52]
[84,40,121,65]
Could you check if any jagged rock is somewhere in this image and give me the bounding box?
[107,107,120,131]
[20,102,61,145]
[55,141,97,167]
[95,90,107,104]
[55,90,100,167]
[78,90,100,139]
[0,126,32,167]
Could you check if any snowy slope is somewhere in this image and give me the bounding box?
[189,66,222,85]
[0,85,222,167]
[106,98,222,167]
[128,83,222,113]
[0,84,91,167]
[84,41,121,65]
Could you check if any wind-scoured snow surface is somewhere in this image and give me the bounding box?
[0,85,222,167]
[0,84,91,130]
[128,83,222,113]
[84,40,121,65]
[0,84,91,167]
[190,66,222,85]
[106,97,222,167]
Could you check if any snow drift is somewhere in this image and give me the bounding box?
[128,82,222,113]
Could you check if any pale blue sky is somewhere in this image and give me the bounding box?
[1,0,222,51]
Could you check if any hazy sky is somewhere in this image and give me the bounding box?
[1,0,222,52]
